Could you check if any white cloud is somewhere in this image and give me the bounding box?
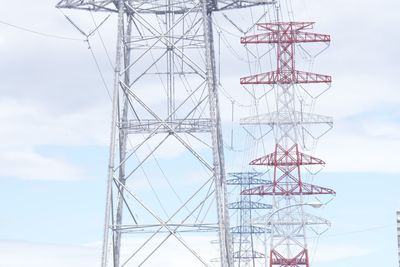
[0,1,117,182]
[0,236,220,267]
[0,99,109,148]
[0,99,109,181]
[318,115,400,173]
[0,150,85,181]
[1,0,400,184]
[311,244,372,263]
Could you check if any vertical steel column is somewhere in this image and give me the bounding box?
[397,211,400,267]
[201,1,233,265]
[101,1,125,266]
[114,14,133,267]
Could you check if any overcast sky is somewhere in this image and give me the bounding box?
[1,0,400,266]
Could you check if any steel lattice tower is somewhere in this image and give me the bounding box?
[239,15,335,267]
[227,172,272,266]
[397,211,400,267]
[56,0,275,266]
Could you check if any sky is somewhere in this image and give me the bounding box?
[1,0,400,266]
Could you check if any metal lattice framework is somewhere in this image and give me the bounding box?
[227,172,272,266]
[56,0,274,266]
[57,0,275,13]
[239,19,335,267]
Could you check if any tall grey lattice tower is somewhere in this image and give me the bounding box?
[56,0,273,266]
[397,211,400,266]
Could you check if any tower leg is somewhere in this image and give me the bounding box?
[201,2,233,266]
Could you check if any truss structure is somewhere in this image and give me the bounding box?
[239,18,335,267]
[240,112,333,127]
[57,0,275,13]
[227,172,271,267]
[56,0,275,266]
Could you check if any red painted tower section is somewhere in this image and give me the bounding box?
[240,22,335,267]
[240,22,331,85]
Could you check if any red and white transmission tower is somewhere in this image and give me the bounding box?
[240,21,335,267]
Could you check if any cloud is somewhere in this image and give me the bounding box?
[0,1,117,181]
[0,99,109,148]
[311,244,372,263]
[318,114,400,173]
[1,0,400,183]
[0,99,109,181]
[0,150,85,181]
[0,237,220,267]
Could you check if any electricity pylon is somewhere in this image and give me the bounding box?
[56,0,274,266]
[240,16,335,267]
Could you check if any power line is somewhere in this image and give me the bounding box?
[0,19,85,42]
[87,39,113,101]
[310,223,395,239]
